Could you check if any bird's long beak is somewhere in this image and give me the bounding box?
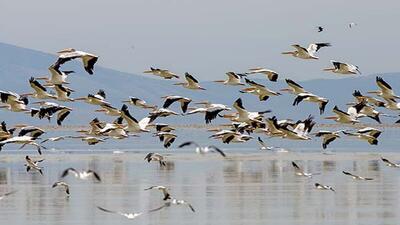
[95,109,106,112]
[281,51,293,55]
[74,97,87,101]
[213,80,225,83]
[323,68,334,71]
[324,116,337,120]
[194,101,209,105]
[31,101,45,105]
[279,88,291,92]
[20,93,33,97]
[35,77,48,80]
[14,124,28,128]
[367,91,379,94]
[173,83,185,86]
[122,100,130,103]
[198,87,206,91]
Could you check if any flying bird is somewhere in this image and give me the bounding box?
[315,183,335,192]
[97,206,144,219]
[25,155,44,175]
[174,73,206,90]
[143,67,179,79]
[381,157,400,168]
[54,48,98,75]
[292,92,329,115]
[323,60,361,75]
[291,161,315,177]
[144,185,171,201]
[144,153,167,167]
[178,141,226,157]
[122,97,157,110]
[154,132,177,148]
[52,181,70,195]
[61,168,101,182]
[213,72,245,85]
[342,171,373,180]
[161,95,192,113]
[313,130,342,149]
[240,78,280,101]
[282,43,331,59]
[245,67,279,82]
[0,191,17,200]
[150,198,195,213]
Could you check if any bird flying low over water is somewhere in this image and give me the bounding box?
[61,168,101,182]
[69,136,108,145]
[174,73,206,90]
[342,171,373,180]
[178,141,226,157]
[323,60,361,75]
[0,135,46,155]
[280,79,307,95]
[97,206,144,220]
[150,198,195,213]
[313,130,342,149]
[292,161,317,177]
[381,157,400,168]
[144,153,167,167]
[240,78,281,101]
[352,90,385,108]
[213,72,245,85]
[120,104,156,133]
[324,106,359,124]
[186,101,231,124]
[52,181,70,195]
[27,77,57,100]
[161,95,192,113]
[144,185,171,201]
[315,183,335,192]
[341,127,381,145]
[282,43,331,59]
[36,65,73,85]
[25,155,44,175]
[149,108,179,118]
[54,48,98,75]
[154,132,177,148]
[143,67,179,79]
[245,67,279,82]
[257,137,274,150]
[0,191,17,200]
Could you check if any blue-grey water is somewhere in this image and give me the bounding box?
[1,128,400,224]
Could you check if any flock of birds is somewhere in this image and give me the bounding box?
[1,23,400,219]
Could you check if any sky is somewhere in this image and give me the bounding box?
[0,0,399,81]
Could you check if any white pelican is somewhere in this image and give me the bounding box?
[381,157,400,168]
[209,130,252,144]
[178,141,226,157]
[323,60,361,75]
[240,78,280,101]
[0,91,29,112]
[151,198,195,212]
[292,161,316,177]
[279,116,315,140]
[342,130,378,145]
[265,117,286,137]
[257,137,277,150]
[161,95,192,113]
[0,122,15,141]
[95,104,121,117]
[0,136,45,154]
[76,118,104,136]
[54,84,74,102]
[154,132,177,148]
[25,155,44,175]
[148,123,175,132]
[54,48,98,75]
[342,171,373,180]
[75,89,110,106]
[40,136,70,143]
[315,183,335,192]
[186,101,231,124]
[324,106,359,124]
[97,206,145,220]
[232,98,270,123]
[149,108,179,118]
[282,43,331,59]
[122,97,157,110]
[280,79,306,95]
[18,126,45,138]
[120,105,155,133]
[70,136,108,145]
[0,191,17,200]
[356,127,382,138]
[27,77,56,99]
[37,65,73,85]
[293,92,329,115]
[352,90,385,107]
[144,185,171,200]
[143,67,179,79]
[213,72,245,85]
[52,181,70,195]
[351,101,383,123]
[313,130,341,149]
[383,98,400,111]
[245,67,279,82]
[144,153,167,167]
[174,73,206,90]
[368,77,400,100]
[61,168,101,182]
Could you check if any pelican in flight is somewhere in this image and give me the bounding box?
[240,78,280,101]
[0,136,45,154]
[0,191,17,200]
[313,130,342,149]
[120,105,156,133]
[61,168,101,182]
[29,103,72,126]
[342,128,379,145]
[293,92,329,115]
[257,137,275,150]
[186,101,231,124]
[324,106,359,124]
[54,48,98,75]
[315,183,335,192]
[154,132,177,148]
[144,153,167,167]
[245,67,279,82]
[151,198,195,212]
[282,43,331,59]
[209,130,252,144]
[292,161,317,177]
[174,73,206,90]
[52,181,70,195]
[17,126,45,138]
[323,60,361,75]
[27,77,56,99]
[381,157,400,168]
[70,136,108,145]
[0,122,15,141]
[143,67,179,79]
[280,79,306,95]
[383,98,400,111]
[279,116,315,140]
[53,84,75,102]
[342,171,373,180]
[75,89,109,106]
[122,97,157,110]
[97,206,146,220]
[178,141,226,157]
[36,65,73,85]
[144,185,171,201]
[352,90,385,107]
[368,77,400,100]
[149,108,179,118]
[0,91,29,112]
[25,155,44,175]
[161,95,192,113]
[148,123,175,132]
[95,104,121,117]
[213,72,245,85]
[231,98,270,124]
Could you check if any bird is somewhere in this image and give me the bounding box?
[25,155,44,175]
[40,136,71,143]
[36,65,73,85]
[178,141,226,157]
[0,191,17,200]
[324,106,359,124]
[257,137,274,150]
[279,115,315,140]
[186,102,231,124]
[53,84,75,102]
[323,60,361,75]
[149,108,179,118]
[240,78,280,101]
[75,89,110,106]
[143,67,179,79]
[0,121,16,142]
[69,136,108,145]
[161,95,192,113]
[341,130,379,145]
[27,77,56,100]
[313,130,341,149]
[368,77,399,100]
[352,90,385,107]
[97,206,144,219]
[317,26,324,32]
[349,22,357,28]
[383,98,400,111]
[150,198,195,212]
[0,91,29,112]
[282,43,331,59]
[291,161,315,177]
[144,153,167,167]
[279,79,307,95]
[155,132,177,148]
[120,104,156,133]
[315,183,335,192]
[18,126,45,138]
[342,171,373,180]
[95,104,121,117]
[122,97,157,110]
[148,123,175,132]
[174,72,206,90]
[245,67,279,82]
[231,98,270,124]
[52,181,70,195]
[0,135,46,154]
[54,48,98,75]
[292,92,329,115]
[213,72,245,85]
[209,130,252,144]
[144,185,171,200]
[381,157,400,168]
[61,168,101,182]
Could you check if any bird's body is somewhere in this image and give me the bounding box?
[292,161,315,177]
[213,72,245,85]
[324,106,359,124]
[97,206,143,219]
[282,43,331,59]
[155,132,177,148]
[144,185,171,200]
[55,48,98,75]
[143,67,179,79]
[25,155,44,175]
[123,97,157,110]
[293,92,329,115]
[61,168,101,181]
[161,95,192,113]
[174,73,206,90]
[245,67,279,82]
[241,78,280,101]
[314,130,341,149]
